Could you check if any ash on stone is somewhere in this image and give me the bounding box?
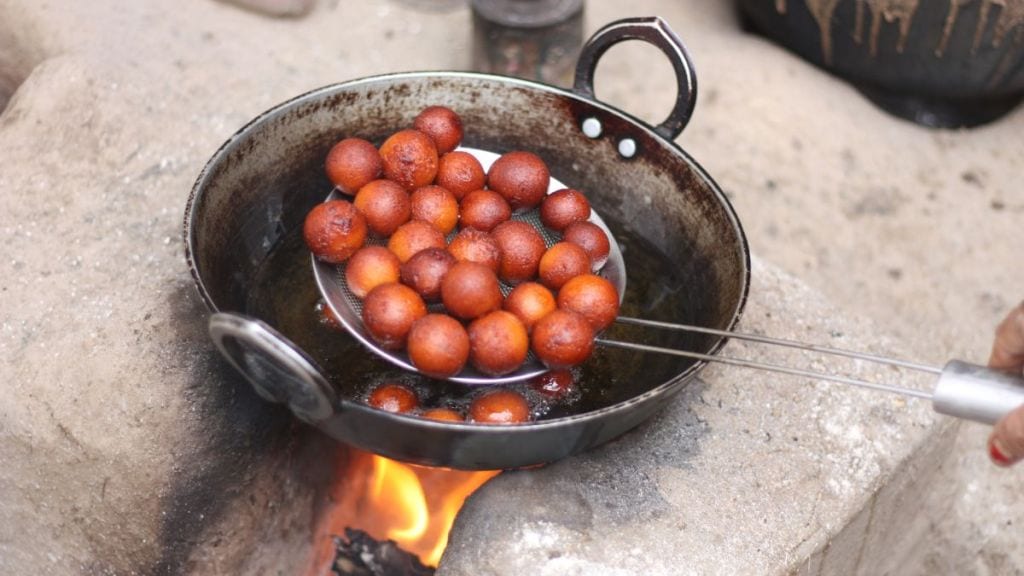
[331,528,434,576]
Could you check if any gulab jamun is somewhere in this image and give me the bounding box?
[421,408,465,422]
[468,310,529,376]
[557,274,620,331]
[435,151,485,200]
[441,261,503,320]
[367,382,418,413]
[487,151,550,211]
[407,313,470,379]
[531,309,595,369]
[540,188,591,231]
[491,220,546,284]
[563,221,611,270]
[410,185,459,235]
[325,137,382,195]
[413,106,463,155]
[400,247,455,302]
[538,242,591,290]
[303,200,368,264]
[354,179,411,236]
[361,282,427,350]
[469,389,530,424]
[345,246,402,299]
[503,281,556,332]
[530,369,576,399]
[379,129,438,191]
[388,220,447,263]
[459,189,511,232]
[447,228,502,272]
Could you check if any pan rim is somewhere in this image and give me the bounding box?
[183,69,751,431]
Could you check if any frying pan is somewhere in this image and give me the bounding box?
[184,17,751,470]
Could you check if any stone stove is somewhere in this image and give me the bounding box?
[1,1,1021,575]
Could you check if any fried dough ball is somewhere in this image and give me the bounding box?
[491,220,546,284]
[540,188,591,231]
[441,261,503,320]
[345,246,402,299]
[557,274,620,331]
[367,382,419,413]
[487,151,550,211]
[468,310,529,376]
[531,309,595,369]
[354,179,411,237]
[303,200,368,263]
[421,408,465,422]
[563,221,611,270]
[503,282,556,332]
[362,282,427,350]
[413,106,463,155]
[379,129,438,191]
[410,185,459,234]
[459,189,511,232]
[400,247,455,302]
[469,389,530,424]
[530,369,576,399]
[387,220,447,263]
[325,137,382,195]
[447,228,502,272]
[538,242,591,290]
[436,151,485,200]
[407,313,470,379]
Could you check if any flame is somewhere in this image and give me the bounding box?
[307,448,499,573]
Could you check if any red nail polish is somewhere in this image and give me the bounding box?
[989,438,1013,466]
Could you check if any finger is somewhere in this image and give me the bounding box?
[989,403,1024,467]
[988,301,1024,372]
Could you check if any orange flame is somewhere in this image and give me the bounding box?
[307,448,499,573]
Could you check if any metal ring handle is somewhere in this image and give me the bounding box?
[573,16,698,141]
[208,312,336,424]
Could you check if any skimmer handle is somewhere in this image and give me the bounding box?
[932,361,1024,425]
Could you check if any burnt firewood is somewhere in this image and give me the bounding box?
[331,528,434,576]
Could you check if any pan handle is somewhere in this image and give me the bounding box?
[573,16,697,141]
[208,312,337,424]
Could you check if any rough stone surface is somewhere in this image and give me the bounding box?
[0,0,1020,574]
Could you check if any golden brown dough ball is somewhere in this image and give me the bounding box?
[487,151,550,211]
[379,129,439,191]
[303,200,368,264]
[345,246,402,299]
[354,179,411,237]
[413,106,463,155]
[361,282,427,350]
[325,137,382,195]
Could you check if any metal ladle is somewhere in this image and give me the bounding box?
[312,148,1024,425]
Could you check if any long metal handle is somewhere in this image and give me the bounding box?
[606,318,1024,425]
[933,360,1024,424]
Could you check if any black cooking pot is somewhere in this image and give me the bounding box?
[184,17,750,470]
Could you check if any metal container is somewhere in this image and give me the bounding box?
[184,17,750,470]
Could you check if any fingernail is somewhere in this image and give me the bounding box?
[989,437,1014,467]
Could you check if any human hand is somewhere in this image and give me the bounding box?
[988,302,1024,467]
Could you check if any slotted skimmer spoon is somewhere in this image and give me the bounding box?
[312,148,1024,425]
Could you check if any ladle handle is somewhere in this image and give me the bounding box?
[573,16,698,141]
[208,312,336,423]
[933,361,1024,425]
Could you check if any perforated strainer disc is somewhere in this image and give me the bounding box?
[312,147,626,385]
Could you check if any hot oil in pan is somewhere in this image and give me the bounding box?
[247,223,700,420]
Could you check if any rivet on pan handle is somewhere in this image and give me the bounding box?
[208,312,337,424]
[573,16,698,141]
